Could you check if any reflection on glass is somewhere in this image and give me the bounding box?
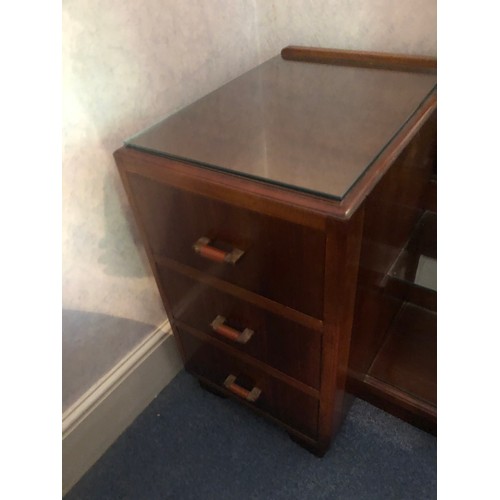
[389,211,437,292]
[126,56,436,200]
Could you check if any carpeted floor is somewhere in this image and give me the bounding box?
[65,370,436,499]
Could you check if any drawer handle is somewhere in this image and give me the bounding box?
[210,315,254,344]
[224,374,261,402]
[193,237,244,264]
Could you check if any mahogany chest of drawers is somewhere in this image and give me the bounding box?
[114,46,437,455]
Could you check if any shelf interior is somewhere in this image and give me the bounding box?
[348,206,437,431]
[385,210,436,311]
[367,302,436,407]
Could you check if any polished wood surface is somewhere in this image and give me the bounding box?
[346,373,436,434]
[179,321,319,399]
[386,211,436,311]
[158,266,322,389]
[347,109,437,431]
[316,211,364,454]
[126,173,325,318]
[178,328,319,438]
[369,303,436,406]
[114,47,437,455]
[156,256,323,332]
[348,111,436,374]
[281,46,437,73]
[197,376,319,448]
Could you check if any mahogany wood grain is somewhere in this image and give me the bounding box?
[177,321,319,399]
[316,209,364,453]
[348,286,404,376]
[384,277,437,312]
[368,303,436,406]
[333,93,436,219]
[281,46,437,73]
[114,147,331,228]
[156,257,323,332]
[346,372,436,434]
[159,266,322,389]
[178,328,319,438]
[125,172,325,319]
[422,179,437,213]
[348,112,436,376]
[347,108,437,429]
[353,109,436,247]
[384,210,437,311]
[115,154,188,363]
[410,211,436,260]
[196,374,319,448]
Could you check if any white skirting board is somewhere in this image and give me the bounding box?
[62,321,182,495]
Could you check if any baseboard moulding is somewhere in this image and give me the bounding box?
[62,320,182,495]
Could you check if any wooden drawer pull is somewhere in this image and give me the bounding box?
[224,374,261,402]
[193,237,244,264]
[210,315,254,344]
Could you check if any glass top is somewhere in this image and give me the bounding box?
[126,56,436,200]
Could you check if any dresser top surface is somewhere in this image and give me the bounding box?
[126,55,436,201]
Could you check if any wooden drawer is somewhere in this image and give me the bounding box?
[177,327,319,438]
[159,266,322,389]
[126,172,325,319]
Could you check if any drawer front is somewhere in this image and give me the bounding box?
[127,172,325,319]
[159,266,322,389]
[177,327,319,438]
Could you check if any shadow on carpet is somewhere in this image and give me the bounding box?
[65,370,436,499]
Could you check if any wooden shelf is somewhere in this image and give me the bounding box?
[368,302,436,407]
[385,211,436,311]
[348,198,437,430]
[347,301,436,432]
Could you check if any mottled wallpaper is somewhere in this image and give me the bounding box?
[256,0,437,58]
[62,0,436,408]
[62,0,263,408]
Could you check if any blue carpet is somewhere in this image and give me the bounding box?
[65,370,436,499]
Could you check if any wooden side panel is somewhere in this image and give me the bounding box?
[316,209,364,453]
[349,111,436,375]
[347,111,437,431]
[369,304,436,406]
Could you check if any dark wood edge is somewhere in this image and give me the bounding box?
[347,370,437,432]
[281,46,436,73]
[156,255,324,332]
[288,432,328,457]
[384,276,437,312]
[115,90,435,222]
[114,156,188,363]
[176,321,320,399]
[317,212,365,447]
[192,372,319,445]
[339,94,437,218]
[363,374,436,416]
[114,147,330,230]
